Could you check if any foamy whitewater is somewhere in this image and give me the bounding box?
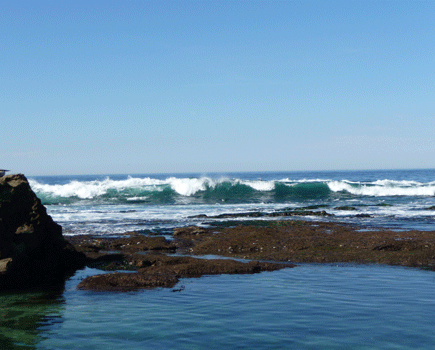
[28,169,435,235]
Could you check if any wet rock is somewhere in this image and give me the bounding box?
[0,174,86,290]
[77,253,293,291]
[173,226,207,236]
[296,205,329,210]
[185,221,435,268]
[214,212,264,219]
[0,258,12,273]
[354,214,372,218]
[69,233,175,254]
[188,214,209,219]
[200,209,333,220]
[137,255,293,278]
[334,206,357,211]
[111,234,175,253]
[78,272,179,291]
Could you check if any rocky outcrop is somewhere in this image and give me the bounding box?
[77,254,293,291]
[0,174,86,290]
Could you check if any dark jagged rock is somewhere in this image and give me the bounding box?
[0,174,86,290]
[189,208,333,220]
[296,205,329,210]
[334,206,357,211]
[269,210,332,217]
[354,213,372,218]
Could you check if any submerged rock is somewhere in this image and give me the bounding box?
[0,174,86,290]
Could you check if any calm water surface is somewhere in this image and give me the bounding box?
[2,264,435,349]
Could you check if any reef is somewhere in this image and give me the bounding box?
[71,219,435,292]
[77,252,289,291]
[72,232,292,291]
[174,221,435,268]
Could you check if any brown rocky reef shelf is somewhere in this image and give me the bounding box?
[77,253,290,291]
[69,220,435,292]
[175,221,435,268]
[71,231,293,291]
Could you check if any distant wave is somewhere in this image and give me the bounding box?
[328,180,435,197]
[28,176,435,205]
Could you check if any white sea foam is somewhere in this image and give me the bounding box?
[167,177,276,196]
[127,196,149,201]
[29,176,435,200]
[29,180,106,199]
[240,180,275,191]
[328,180,435,197]
[167,177,213,196]
[279,178,335,183]
[29,177,165,199]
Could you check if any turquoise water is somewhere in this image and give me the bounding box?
[2,264,435,349]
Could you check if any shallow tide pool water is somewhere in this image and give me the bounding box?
[2,263,435,349]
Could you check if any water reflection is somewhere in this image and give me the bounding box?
[0,287,65,349]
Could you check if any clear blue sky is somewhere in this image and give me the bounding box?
[1,0,434,176]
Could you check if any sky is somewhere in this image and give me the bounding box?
[1,0,434,176]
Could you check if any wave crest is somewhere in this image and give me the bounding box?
[328,180,435,197]
[28,176,435,206]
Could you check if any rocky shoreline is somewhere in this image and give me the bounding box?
[68,231,293,291]
[3,173,435,293]
[68,219,435,291]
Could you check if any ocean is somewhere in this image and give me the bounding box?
[28,169,435,235]
[2,169,435,349]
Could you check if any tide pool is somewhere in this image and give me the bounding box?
[2,263,435,349]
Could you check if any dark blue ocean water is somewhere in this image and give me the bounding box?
[2,169,435,349]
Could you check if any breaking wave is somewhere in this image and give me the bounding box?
[28,176,435,206]
[328,180,435,197]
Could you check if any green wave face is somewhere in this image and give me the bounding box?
[34,181,333,205]
[30,175,435,206]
